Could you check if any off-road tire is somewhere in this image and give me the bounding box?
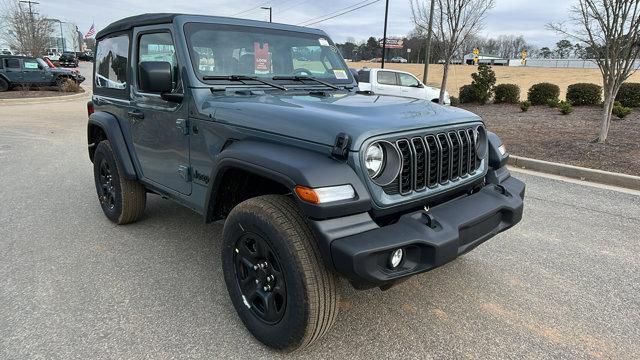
[92,140,146,224]
[0,77,8,92]
[222,195,339,351]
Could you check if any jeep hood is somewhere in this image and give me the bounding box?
[194,89,482,150]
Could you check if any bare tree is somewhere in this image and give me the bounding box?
[410,0,495,102]
[550,0,640,143]
[0,0,52,56]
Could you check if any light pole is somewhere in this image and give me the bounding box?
[380,0,389,68]
[422,0,435,84]
[261,6,272,22]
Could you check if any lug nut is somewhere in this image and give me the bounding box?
[255,279,260,284]
[253,265,259,270]
[263,285,271,292]
[267,275,274,282]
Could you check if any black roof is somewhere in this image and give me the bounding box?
[96,13,179,39]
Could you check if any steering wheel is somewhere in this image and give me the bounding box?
[293,68,313,76]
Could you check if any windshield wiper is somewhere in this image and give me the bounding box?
[272,75,340,90]
[202,75,288,91]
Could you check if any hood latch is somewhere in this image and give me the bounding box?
[331,133,351,161]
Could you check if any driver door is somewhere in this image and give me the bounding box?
[128,27,191,195]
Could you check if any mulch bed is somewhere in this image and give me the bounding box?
[0,87,84,99]
[458,104,640,176]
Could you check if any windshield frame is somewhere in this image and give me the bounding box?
[183,22,355,87]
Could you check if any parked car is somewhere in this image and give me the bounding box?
[77,51,94,61]
[1,48,12,55]
[0,55,85,91]
[356,67,451,105]
[390,56,408,63]
[87,13,524,352]
[58,51,79,67]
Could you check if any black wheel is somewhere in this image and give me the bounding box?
[0,77,8,92]
[222,195,339,351]
[92,140,146,224]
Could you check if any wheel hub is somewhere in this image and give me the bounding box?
[234,233,287,324]
[98,159,116,211]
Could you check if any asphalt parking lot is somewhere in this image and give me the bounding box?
[1,69,639,359]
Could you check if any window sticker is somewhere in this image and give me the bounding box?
[333,69,348,79]
[254,42,271,74]
[24,61,38,69]
[318,38,330,47]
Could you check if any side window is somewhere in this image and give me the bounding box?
[399,73,420,87]
[357,70,371,83]
[23,59,39,70]
[137,32,180,93]
[377,71,397,86]
[4,58,20,69]
[95,35,129,91]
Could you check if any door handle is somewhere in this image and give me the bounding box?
[128,110,145,120]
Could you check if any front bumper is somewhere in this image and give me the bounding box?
[311,174,525,288]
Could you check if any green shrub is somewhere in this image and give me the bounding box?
[449,96,460,106]
[566,83,602,106]
[615,83,640,107]
[528,82,560,105]
[494,84,520,104]
[470,64,497,104]
[520,100,531,112]
[558,100,573,115]
[459,84,478,103]
[546,98,560,108]
[612,104,632,119]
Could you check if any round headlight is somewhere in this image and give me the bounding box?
[365,143,384,178]
[475,125,488,159]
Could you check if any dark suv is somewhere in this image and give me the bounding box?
[58,51,79,67]
[0,55,85,91]
[87,14,525,351]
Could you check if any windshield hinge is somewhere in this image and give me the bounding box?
[331,133,351,161]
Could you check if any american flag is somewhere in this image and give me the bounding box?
[84,23,96,39]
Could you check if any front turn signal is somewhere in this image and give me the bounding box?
[295,185,356,204]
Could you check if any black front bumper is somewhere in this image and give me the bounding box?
[310,175,525,288]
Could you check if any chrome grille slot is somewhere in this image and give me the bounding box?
[448,132,461,179]
[467,128,477,173]
[436,133,451,184]
[410,137,427,191]
[396,139,413,195]
[458,130,470,176]
[425,135,439,187]
[377,125,483,196]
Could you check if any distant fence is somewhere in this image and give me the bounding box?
[511,58,640,69]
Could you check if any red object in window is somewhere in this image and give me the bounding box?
[254,42,270,72]
[44,57,56,68]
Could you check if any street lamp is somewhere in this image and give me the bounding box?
[261,6,272,22]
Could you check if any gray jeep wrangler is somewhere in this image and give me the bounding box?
[87,13,525,351]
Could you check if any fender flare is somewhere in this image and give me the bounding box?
[87,111,137,180]
[204,140,371,220]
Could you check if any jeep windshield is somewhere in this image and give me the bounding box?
[185,23,354,87]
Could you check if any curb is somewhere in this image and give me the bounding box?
[508,155,640,191]
[0,90,90,105]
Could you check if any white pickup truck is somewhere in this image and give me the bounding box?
[356,68,451,105]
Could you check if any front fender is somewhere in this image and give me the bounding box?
[205,141,372,220]
[87,111,137,180]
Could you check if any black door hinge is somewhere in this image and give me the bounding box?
[331,133,351,161]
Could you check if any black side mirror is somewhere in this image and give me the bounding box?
[139,61,173,94]
[349,67,359,84]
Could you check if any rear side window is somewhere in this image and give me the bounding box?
[23,59,39,70]
[95,35,130,92]
[377,71,397,85]
[4,58,20,69]
[398,73,419,87]
[357,70,370,83]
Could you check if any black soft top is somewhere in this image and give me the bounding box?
[96,13,178,39]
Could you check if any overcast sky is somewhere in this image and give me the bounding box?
[38,0,570,47]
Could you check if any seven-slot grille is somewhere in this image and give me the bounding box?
[382,126,481,195]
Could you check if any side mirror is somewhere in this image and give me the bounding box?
[349,67,359,83]
[139,61,173,94]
